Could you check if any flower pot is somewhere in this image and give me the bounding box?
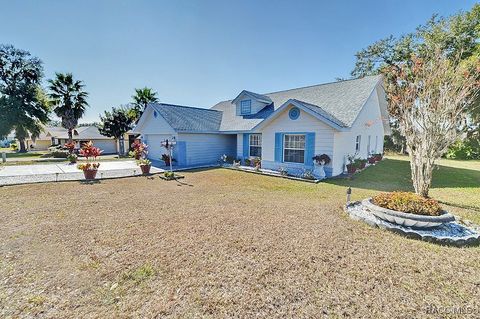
[140,164,151,174]
[347,164,356,174]
[362,198,455,229]
[83,169,98,180]
[368,157,376,164]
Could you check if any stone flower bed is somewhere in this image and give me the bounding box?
[345,201,480,246]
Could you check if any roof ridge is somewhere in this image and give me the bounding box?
[155,102,221,113]
[210,75,381,107]
[263,75,381,96]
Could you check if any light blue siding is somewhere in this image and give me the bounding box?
[177,133,236,166]
[173,141,187,166]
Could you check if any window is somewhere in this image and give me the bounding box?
[355,135,361,152]
[240,100,251,114]
[249,134,262,157]
[284,134,305,163]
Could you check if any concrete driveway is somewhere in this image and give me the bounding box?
[0,161,163,185]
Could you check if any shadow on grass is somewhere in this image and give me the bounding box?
[326,158,480,192]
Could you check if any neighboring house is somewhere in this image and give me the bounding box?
[25,126,118,154]
[0,132,16,148]
[53,126,118,154]
[133,75,391,177]
[25,127,66,150]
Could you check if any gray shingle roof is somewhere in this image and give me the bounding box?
[211,75,382,131]
[151,103,223,132]
[55,126,113,140]
[290,99,347,128]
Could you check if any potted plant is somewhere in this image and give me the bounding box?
[346,155,357,174]
[161,154,176,166]
[64,141,76,152]
[355,158,367,170]
[67,153,78,164]
[77,141,103,180]
[137,158,152,174]
[312,154,331,179]
[244,158,251,166]
[252,157,261,169]
[129,140,148,160]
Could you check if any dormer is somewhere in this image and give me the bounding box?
[232,90,272,116]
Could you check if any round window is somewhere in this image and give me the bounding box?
[289,107,300,120]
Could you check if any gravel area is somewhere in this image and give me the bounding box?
[1,169,480,318]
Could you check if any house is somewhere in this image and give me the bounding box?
[26,126,118,154]
[133,75,391,177]
[0,132,16,148]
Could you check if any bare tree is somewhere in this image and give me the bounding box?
[383,48,480,197]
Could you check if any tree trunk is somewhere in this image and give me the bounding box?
[119,136,125,156]
[409,150,434,197]
[18,138,27,153]
[68,129,73,144]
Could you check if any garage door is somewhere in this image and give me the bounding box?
[144,134,172,161]
[94,140,117,154]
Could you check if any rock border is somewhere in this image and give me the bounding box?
[345,201,480,247]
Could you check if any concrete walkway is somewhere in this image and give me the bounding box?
[0,161,164,186]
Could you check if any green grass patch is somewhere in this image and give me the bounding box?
[122,263,156,284]
[327,155,480,221]
[5,152,47,158]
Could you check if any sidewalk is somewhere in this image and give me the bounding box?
[0,161,164,186]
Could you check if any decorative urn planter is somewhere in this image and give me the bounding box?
[83,170,98,180]
[140,164,151,174]
[347,164,356,174]
[313,163,326,180]
[362,198,455,229]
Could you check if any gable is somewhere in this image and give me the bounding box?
[233,91,271,116]
[133,106,176,135]
[211,75,383,132]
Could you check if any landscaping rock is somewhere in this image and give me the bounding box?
[345,201,480,247]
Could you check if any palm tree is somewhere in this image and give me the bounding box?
[48,73,88,143]
[131,87,158,120]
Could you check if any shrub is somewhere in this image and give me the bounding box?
[51,150,69,158]
[372,192,442,216]
[445,139,480,160]
[10,143,17,151]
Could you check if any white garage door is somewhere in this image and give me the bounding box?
[94,140,117,154]
[144,134,172,161]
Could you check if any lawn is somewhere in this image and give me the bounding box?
[0,157,479,318]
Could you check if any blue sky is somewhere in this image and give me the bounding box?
[1,0,477,122]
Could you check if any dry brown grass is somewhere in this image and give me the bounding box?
[1,168,479,318]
